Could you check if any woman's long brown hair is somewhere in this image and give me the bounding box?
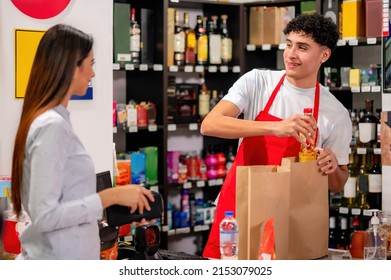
[11,24,93,217]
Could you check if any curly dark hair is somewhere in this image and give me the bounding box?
[283,13,339,52]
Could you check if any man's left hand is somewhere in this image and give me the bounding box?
[315,147,338,175]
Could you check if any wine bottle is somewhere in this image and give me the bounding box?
[208,15,221,65]
[220,14,232,65]
[209,89,219,110]
[129,8,141,64]
[367,149,382,210]
[174,10,185,66]
[342,150,358,208]
[329,216,337,249]
[337,217,350,250]
[198,74,210,118]
[350,109,359,148]
[358,99,378,148]
[298,108,316,162]
[195,15,208,65]
[183,12,196,66]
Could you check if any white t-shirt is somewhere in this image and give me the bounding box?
[222,69,351,165]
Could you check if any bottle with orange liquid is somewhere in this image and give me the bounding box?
[299,108,317,162]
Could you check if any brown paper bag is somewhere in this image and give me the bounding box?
[236,157,328,260]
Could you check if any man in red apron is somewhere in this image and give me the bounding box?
[201,14,351,259]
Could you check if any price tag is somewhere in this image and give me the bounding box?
[183,182,192,189]
[348,39,358,46]
[220,66,229,73]
[361,85,371,92]
[196,181,206,188]
[193,225,203,232]
[161,225,169,232]
[371,85,381,92]
[169,65,178,72]
[208,66,217,73]
[337,39,346,46]
[202,225,210,231]
[367,38,377,45]
[246,44,256,51]
[128,126,138,133]
[216,178,224,185]
[153,64,163,71]
[113,63,120,70]
[176,227,191,234]
[351,208,361,215]
[208,179,217,186]
[278,43,286,50]
[148,124,158,132]
[189,123,198,131]
[150,186,159,193]
[195,65,204,73]
[262,44,272,51]
[168,229,176,236]
[139,64,148,71]
[168,124,177,131]
[232,65,241,73]
[184,65,193,72]
[125,64,135,71]
[351,86,360,93]
[339,207,349,214]
[113,127,117,134]
[363,210,373,216]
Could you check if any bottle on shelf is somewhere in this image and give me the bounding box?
[183,12,196,66]
[298,108,316,162]
[358,99,378,148]
[220,14,232,65]
[208,15,222,65]
[195,15,208,65]
[350,109,359,148]
[219,210,239,260]
[341,150,358,209]
[337,217,350,250]
[198,74,210,119]
[174,10,185,66]
[209,89,219,111]
[328,216,337,249]
[129,8,141,64]
[376,108,381,148]
[357,148,369,210]
[363,211,387,260]
[367,149,382,210]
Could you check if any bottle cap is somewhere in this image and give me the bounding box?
[225,211,234,216]
[371,211,380,225]
[303,108,312,114]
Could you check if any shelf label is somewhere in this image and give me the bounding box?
[339,207,349,214]
[337,39,346,46]
[351,208,361,215]
[371,85,381,92]
[175,227,191,234]
[168,124,177,131]
[208,66,217,73]
[128,126,138,133]
[216,178,224,185]
[278,43,286,50]
[153,64,163,71]
[262,44,271,51]
[184,65,193,72]
[196,181,206,188]
[193,225,203,232]
[363,209,373,216]
[348,39,358,46]
[150,186,159,193]
[195,65,204,73]
[113,127,117,134]
[220,66,228,73]
[125,64,135,71]
[148,124,158,132]
[161,225,169,232]
[208,179,217,186]
[139,64,148,71]
[232,65,241,73]
[169,65,178,72]
[202,225,210,231]
[189,123,198,131]
[183,182,192,189]
[351,86,360,93]
[361,85,371,92]
[113,63,120,70]
[168,229,176,236]
[246,44,256,51]
[367,38,377,45]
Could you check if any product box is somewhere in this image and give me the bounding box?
[113,3,131,64]
[167,8,175,66]
[342,0,366,39]
[279,6,295,44]
[322,0,341,34]
[349,68,361,87]
[249,6,264,45]
[141,8,155,64]
[263,6,281,45]
[300,1,316,14]
[365,0,382,38]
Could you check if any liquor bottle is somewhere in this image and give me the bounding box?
[220,14,232,65]
[376,108,381,148]
[337,217,350,250]
[209,89,219,110]
[357,148,369,209]
[358,99,378,148]
[129,8,141,64]
[350,109,359,148]
[174,10,185,66]
[328,216,337,249]
[298,108,316,162]
[367,149,382,210]
[341,151,358,208]
[208,15,221,65]
[183,12,196,66]
[220,210,239,259]
[198,74,210,119]
[195,15,208,65]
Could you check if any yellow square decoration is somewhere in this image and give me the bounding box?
[15,29,45,99]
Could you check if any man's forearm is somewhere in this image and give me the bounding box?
[328,165,349,193]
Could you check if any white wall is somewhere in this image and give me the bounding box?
[0,0,113,176]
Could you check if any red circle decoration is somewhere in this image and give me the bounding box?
[11,0,71,19]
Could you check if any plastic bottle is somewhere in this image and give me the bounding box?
[219,210,239,260]
[298,108,317,162]
[363,211,387,260]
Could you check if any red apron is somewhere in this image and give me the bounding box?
[203,74,320,259]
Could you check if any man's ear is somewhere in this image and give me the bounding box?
[321,48,331,63]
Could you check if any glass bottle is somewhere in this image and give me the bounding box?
[328,216,337,249]
[357,148,369,208]
[350,109,359,148]
[220,14,232,65]
[208,15,221,65]
[195,15,208,65]
[183,12,196,66]
[337,217,350,250]
[376,108,381,148]
[198,74,210,119]
[174,10,185,66]
[298,108,316,162]
[367,149,382,210]
[129,8,141,64]
[358,99,378,148]
[341,151,358,208]
[209,89,219,111]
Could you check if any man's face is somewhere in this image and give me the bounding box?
[283,31,328,87]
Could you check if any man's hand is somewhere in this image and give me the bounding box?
[315,147,338,175]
